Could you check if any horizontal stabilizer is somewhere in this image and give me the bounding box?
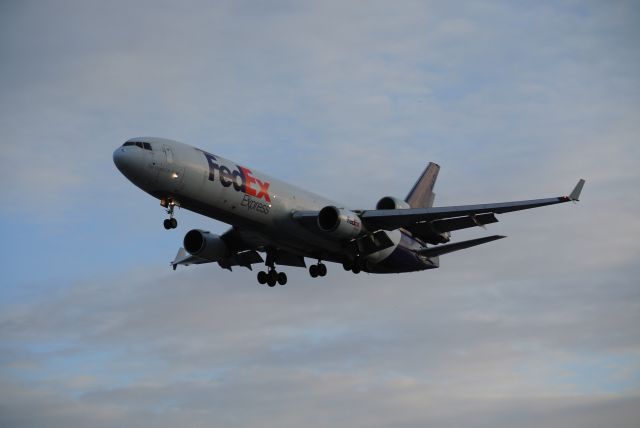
[416,235,506,258]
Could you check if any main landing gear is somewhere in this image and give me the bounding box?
[257,269,287,287]
[162,198,178,230]
[342,260,361,274]
[257,249,287,287]
[309,262,327,278]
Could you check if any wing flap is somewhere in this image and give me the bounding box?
[416,235,506,257]
[410,212,499,237]
[233,250,264,268]
[275,250,307,268]
[429,213,498,232]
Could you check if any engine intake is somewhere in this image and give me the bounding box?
[183,229,227,262]
[376,196,411,210]
[317,206,362,239]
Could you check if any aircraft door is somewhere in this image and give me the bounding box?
[162,143,186,191]
[163,144,174,165]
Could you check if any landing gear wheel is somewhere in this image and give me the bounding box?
[352,265,361,274]
[342,261,352,271]
[309,264,318,278]
[162,199,178,230]
[257,271,267,284]
[267,270,278,287]
[317,263,327,277]
[277,272,287,285]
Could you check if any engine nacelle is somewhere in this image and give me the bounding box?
[183,229,227,262]
[317,206,363,239]
[376,196,411,210]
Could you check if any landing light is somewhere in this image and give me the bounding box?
[171,172,179,179]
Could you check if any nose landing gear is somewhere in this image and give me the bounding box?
[161,198,178,230]
[163,218,177,230]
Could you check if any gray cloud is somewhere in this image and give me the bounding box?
[1,259,639,426]
[2,0,638,212]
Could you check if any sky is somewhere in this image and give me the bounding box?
[1,0,639,426]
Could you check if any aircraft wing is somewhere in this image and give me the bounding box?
[171,247,263,271]
[361,179,585,233]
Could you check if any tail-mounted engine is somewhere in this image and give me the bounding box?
[317,206,363,239]
[376,196,411,210]
[183,229,227,262]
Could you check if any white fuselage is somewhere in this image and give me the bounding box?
[113,137,404,264]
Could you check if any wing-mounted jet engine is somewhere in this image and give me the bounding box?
[317,206,363,239]
[316,204,398,263]
[376,196,411,210]
[183,229,227,261]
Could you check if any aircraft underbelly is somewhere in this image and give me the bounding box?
[368,232,437,273]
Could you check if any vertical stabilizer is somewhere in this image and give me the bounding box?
[405,162,440,208]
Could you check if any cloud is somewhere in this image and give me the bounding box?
[2,252,639,427]
[1,0,639,426]
[2,0,637,212]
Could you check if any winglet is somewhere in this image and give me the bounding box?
[569,179,585,201]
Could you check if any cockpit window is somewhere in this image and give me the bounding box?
[122,141,152,150]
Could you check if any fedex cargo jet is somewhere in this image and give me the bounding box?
[114,137,584,287]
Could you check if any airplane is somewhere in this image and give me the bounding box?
[113,137,585,287]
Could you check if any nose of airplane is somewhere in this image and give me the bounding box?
[113,146,138,179]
